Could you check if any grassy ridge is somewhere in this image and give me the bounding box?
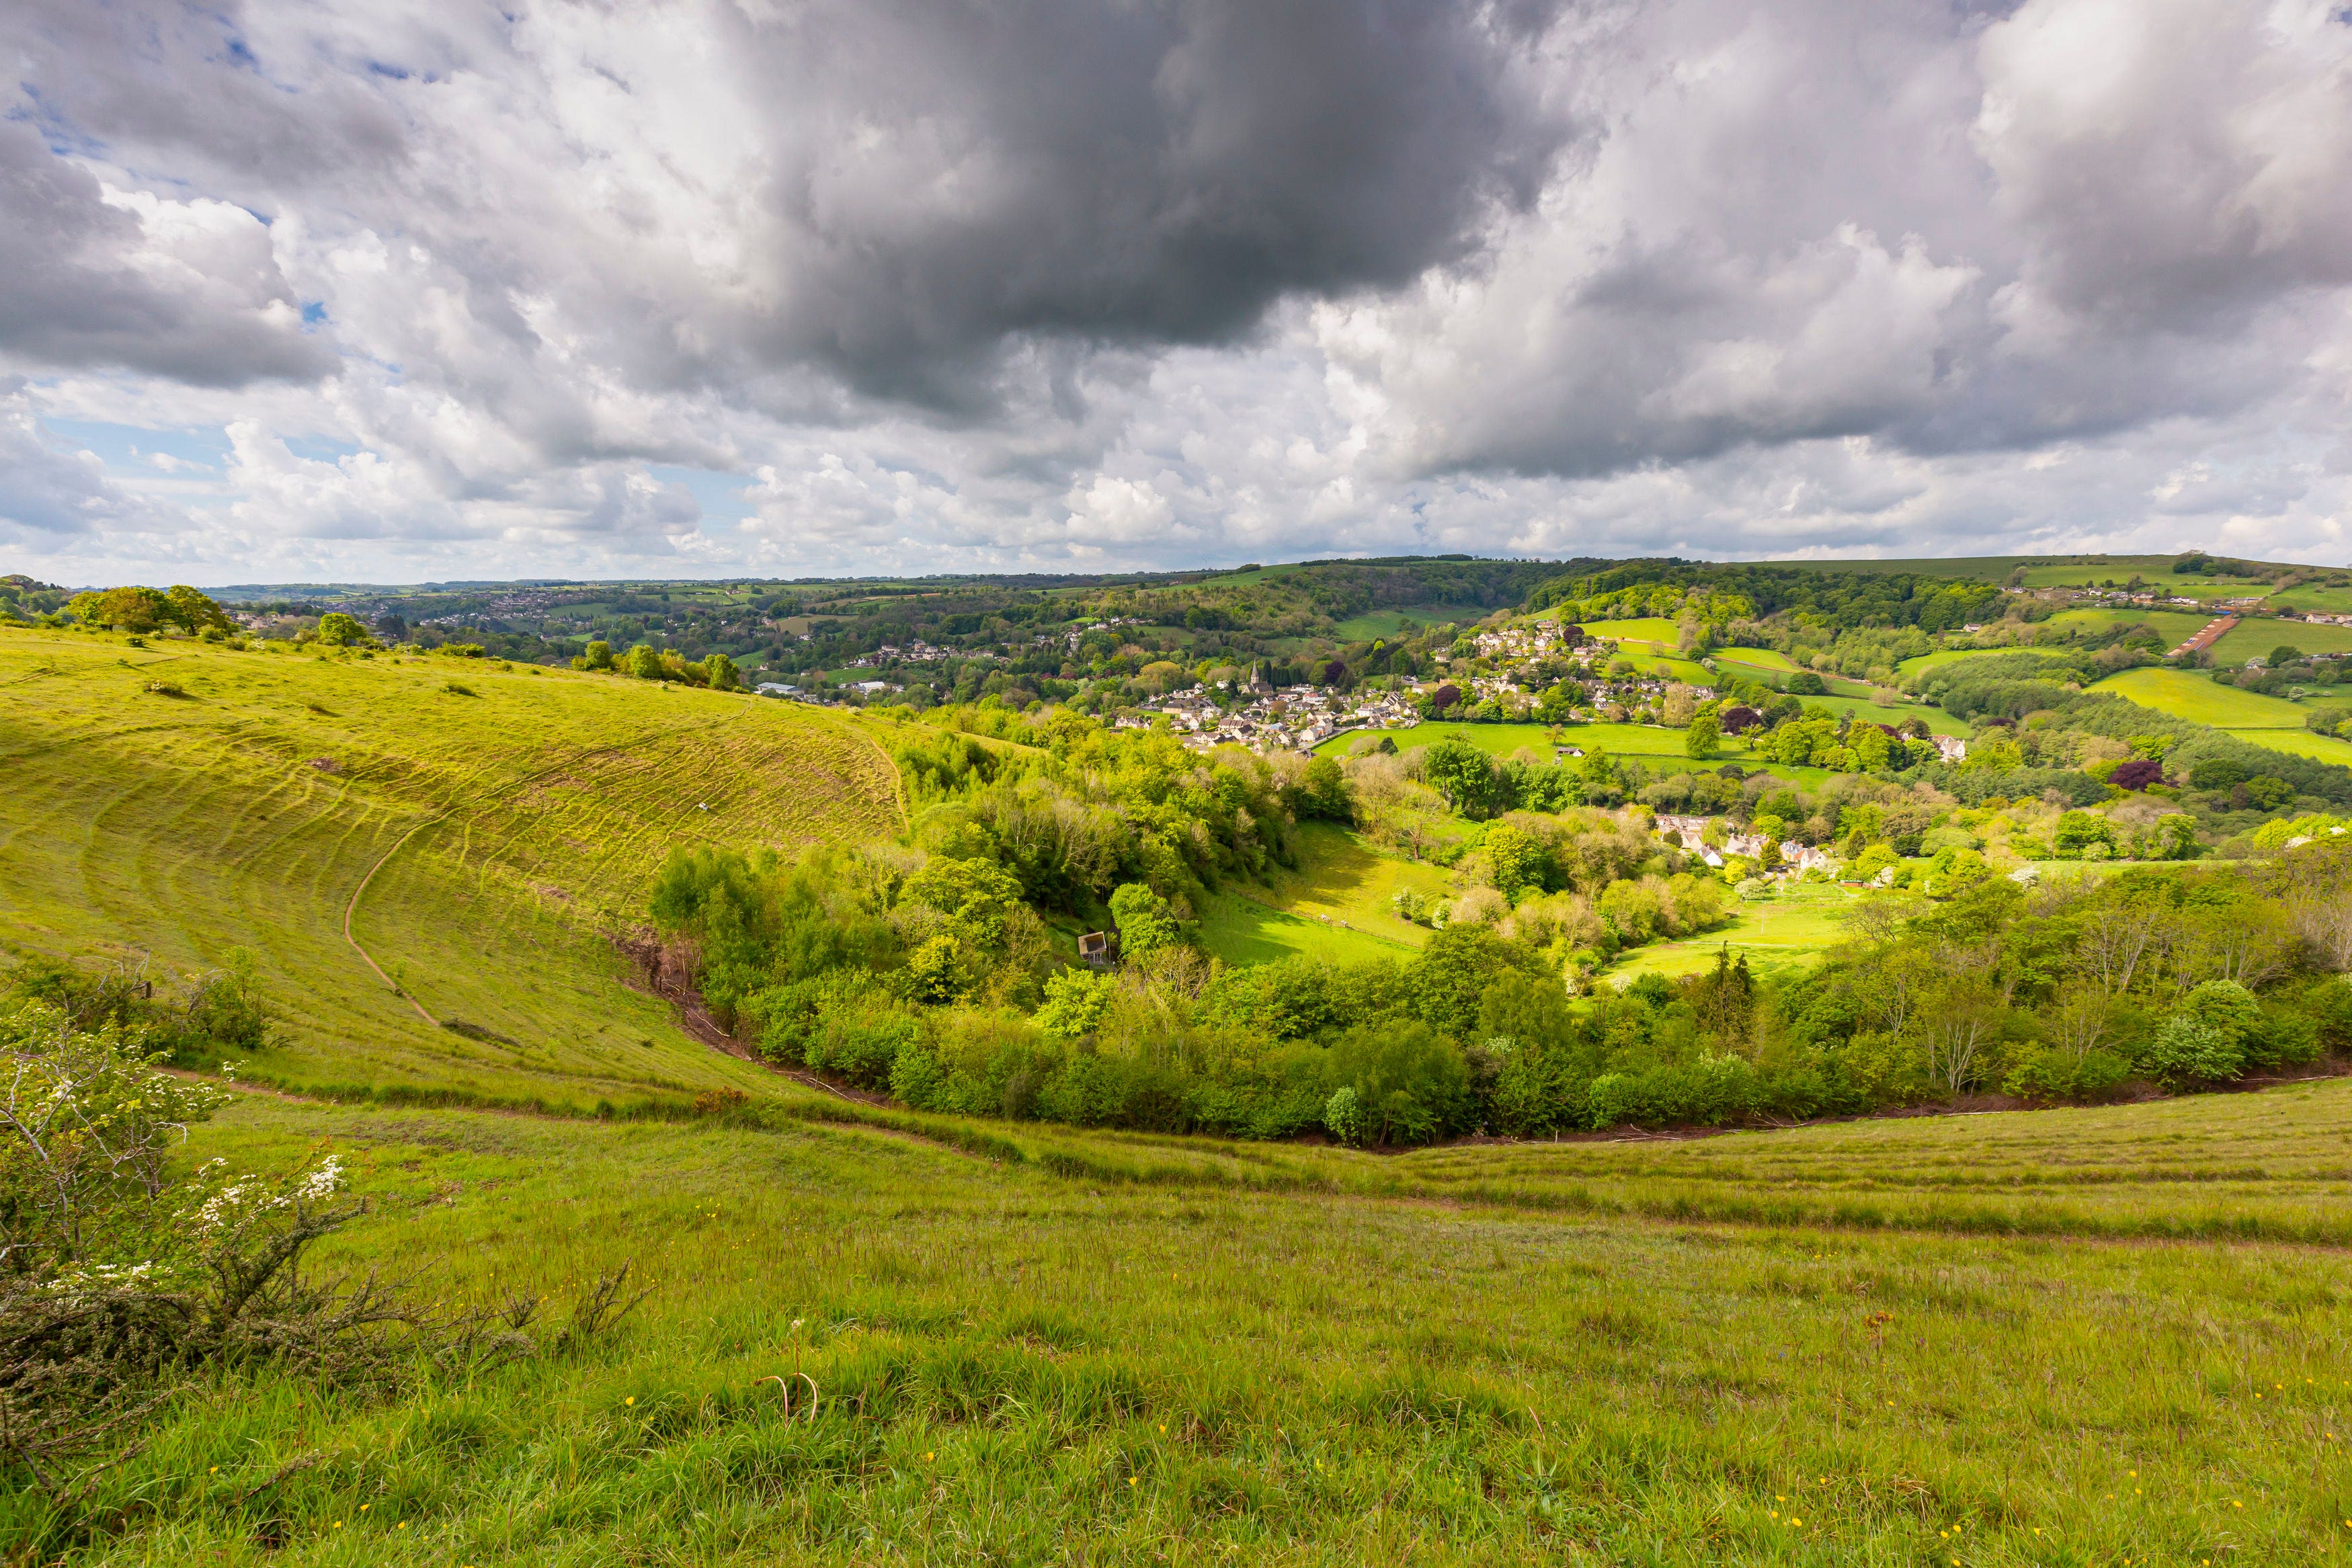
[45,1082,2352,1565]
[0,626,899,1107]
[2095,667,2310,728]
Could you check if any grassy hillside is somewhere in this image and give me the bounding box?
[0,626,901,1108]
[2224,727,2352,766]
[2213,616,2352,661]
[2095,667,2309,728]
[1604,884,1861,984]
[1196,822,1451,964]
[48,1079,2352,1564]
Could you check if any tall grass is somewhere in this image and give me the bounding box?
[30,1087,2352,1564]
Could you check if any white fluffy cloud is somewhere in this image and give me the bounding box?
[1,0,2348,583]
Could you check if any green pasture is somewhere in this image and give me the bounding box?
[1605,883,1861,985]
[1709,645,1796,672]
[1331,606,1464,642]
[1578,616,1684,649]
[1896,646,2033,680]
[1612,650,1715,684]
[2041,607,2215,646]
[44,1080,2352,1564]
[2212,616,2352,662]
[0,625,899,1108]
[2095,667,2308,729]
[2225,728,2352,766]
[1197,823,1451,964]
[1772,690,1971,737]
[2269,585,2352,615]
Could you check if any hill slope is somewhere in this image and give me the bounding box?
[47,1076,2352,1563]
[0,627,901,1107]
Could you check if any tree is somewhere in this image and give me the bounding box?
[573,639,615,671]
[2269,645,2303,668]
[625,643,664,680]
[1685,712,1719,760]
[315,611,372,647]
[1430,682,1461,713]
[1484,824,1541,900]
[1921,971,2007,1099]
[1299,755,1352,821]
[1107,882,1180,956]
[1787,671,1826,696]
[71,585,169,633]
[700,652,741,692]
[161,585,233,634]
[1420,735,1504,820]
[901,856,1026,948]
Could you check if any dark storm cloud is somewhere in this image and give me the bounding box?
[696,0,1575,403]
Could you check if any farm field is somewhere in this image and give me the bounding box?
[2041,607,2215,646]
[1607,649,1714,684]
[0,625,899,1108]
[2225,727,2352,766]
[1331,605,1467,642]
[2269,584,2352,616]
[2095,667,2309,728]
[1200,822,1451,963]
[2212,616,2352,662]
[1708,645,1796,672]
[1576,616,1685,649]
[1778,690,1972,737]
[1604,882,1861,985]
[48,1079,2352,1565]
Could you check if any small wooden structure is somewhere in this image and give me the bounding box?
[1078,930,1120,971]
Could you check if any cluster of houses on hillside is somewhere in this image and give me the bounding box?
[1461,618,1586,661]
[1117,667,1423,753]
[1650,814,1837,876]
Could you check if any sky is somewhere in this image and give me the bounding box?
[3,0,2350,586]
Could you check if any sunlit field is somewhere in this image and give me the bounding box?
[32,1081,2352,1565]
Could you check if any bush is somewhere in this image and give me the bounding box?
[2002,1046,2132,1102]
[803,1001,920,1088]
[1325,1021,1470,1147]
[2136,981,2263,1086]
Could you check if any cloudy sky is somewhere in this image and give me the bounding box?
[3,0,2349,585]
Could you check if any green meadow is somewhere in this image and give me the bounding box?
[1196,823,1453,964]
[1332,606,1467,642]
[2224,728,2352,766]
[32,1079,2352,1565]
[1603,884,1863,985]
[2212,616,2352,662]
[2095,667,2309,729]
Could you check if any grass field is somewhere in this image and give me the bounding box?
[1197,823,1452,964]
[41,1080,2352,1564]
[1605,883,1862,984]
[0,625,901,1108]
[1330,606,1467,642]
[2269,585,2352,616]
[2213,617,2352,662]
[1709,645,1796,672]
[2224,728,2352,766]
[1896,646,2043,680]
[2096,667,2310,729]
[2041,608,2216,647]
